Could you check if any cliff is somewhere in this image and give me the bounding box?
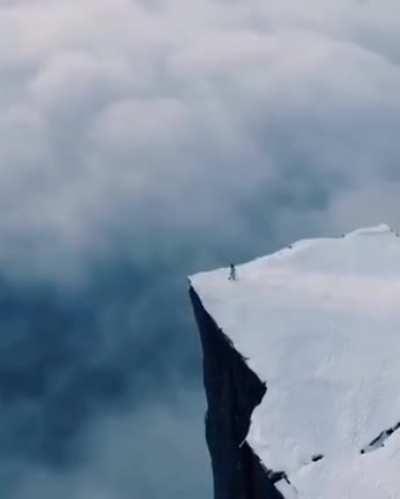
[190,287,284,499]
[190,225,400,499]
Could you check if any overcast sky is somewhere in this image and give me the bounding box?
[2,0,400,497]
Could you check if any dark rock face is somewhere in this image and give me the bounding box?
[190,287,284,499]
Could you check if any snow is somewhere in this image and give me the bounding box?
[190,224,400,498]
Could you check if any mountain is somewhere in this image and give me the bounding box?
[189,224,400,499]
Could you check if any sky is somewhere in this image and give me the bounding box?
[2,0,400,497]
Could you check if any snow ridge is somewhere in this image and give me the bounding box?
[190,225,400,499]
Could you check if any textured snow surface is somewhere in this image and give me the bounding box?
[190,224,400,498]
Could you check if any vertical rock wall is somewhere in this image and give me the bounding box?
[190,287,284,499]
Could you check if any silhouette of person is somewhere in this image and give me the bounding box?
[228,263,236,281]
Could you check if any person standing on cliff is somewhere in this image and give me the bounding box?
[228,263,237,281]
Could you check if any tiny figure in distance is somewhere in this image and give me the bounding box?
[228,263,237,281]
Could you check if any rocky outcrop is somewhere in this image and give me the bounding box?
[190,286,284,499]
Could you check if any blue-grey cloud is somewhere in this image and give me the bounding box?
[1,1,400,498]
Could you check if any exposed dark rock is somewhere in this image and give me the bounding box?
[361,421,400,454]
[190,286,285,499]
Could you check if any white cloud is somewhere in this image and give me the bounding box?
[1,0,400,283]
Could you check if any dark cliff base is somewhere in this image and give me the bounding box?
[190,287,284,499]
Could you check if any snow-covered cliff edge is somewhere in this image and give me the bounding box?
[190,287,284,499]
[190,224,400,499]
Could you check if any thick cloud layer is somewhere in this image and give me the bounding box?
[1,0,400,497]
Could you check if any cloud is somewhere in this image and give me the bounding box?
[1,0,400,497]
[6,391,211,499]
[1,0,400,282]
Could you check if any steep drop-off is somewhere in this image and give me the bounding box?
[190,225,400,498]
[190,286,284,499]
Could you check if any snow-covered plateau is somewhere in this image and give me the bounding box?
[190,224,400,498]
